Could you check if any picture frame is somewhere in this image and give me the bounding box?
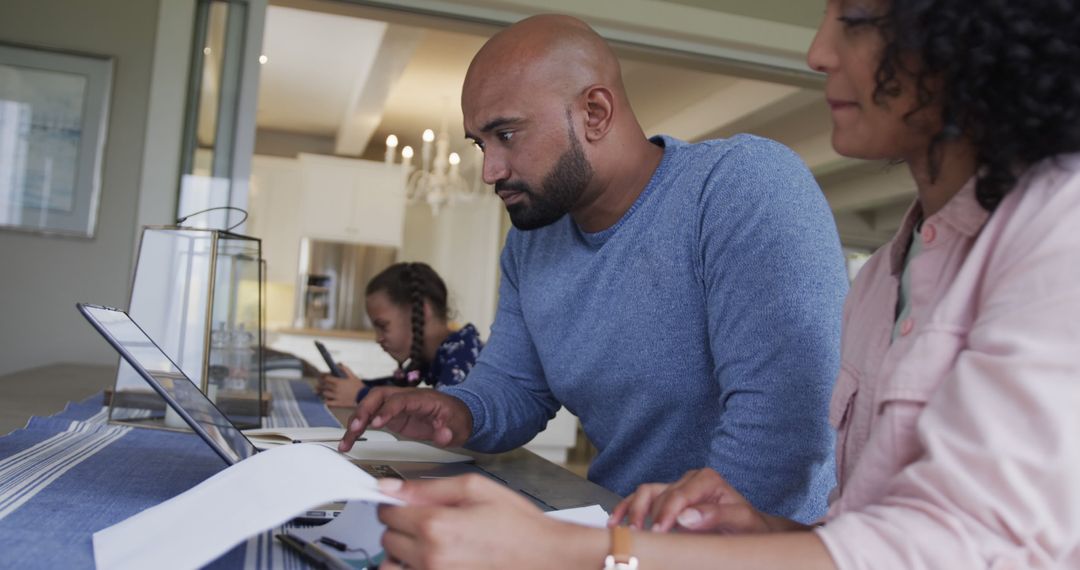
[0,42,113,238]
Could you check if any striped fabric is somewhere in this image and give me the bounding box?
[0,378,339,569]
[0,421,130,520]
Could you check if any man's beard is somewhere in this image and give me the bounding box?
[498,132,593,231]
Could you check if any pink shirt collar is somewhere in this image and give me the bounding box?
[888,177,988,275]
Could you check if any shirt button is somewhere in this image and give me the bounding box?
[922,223,937,244]
[900,318,914,336]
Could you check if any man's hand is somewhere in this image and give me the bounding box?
[338,387,473,451]
[316,364,365,408]
[608,468,807,534]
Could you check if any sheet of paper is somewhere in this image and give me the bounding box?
[544,504,610,528]
[92,444,402,570]
[318,440,474,463]
[243,427,396,449]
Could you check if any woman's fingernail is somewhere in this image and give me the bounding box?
[651,523,663,533]
[378,478,403,492]
[677,508,702,528]
[350,418,362,431]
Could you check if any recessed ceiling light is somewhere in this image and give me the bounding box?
[203,47,211,56]
[258,54,268,65]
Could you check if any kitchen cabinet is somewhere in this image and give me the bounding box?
[298,153,406,247]
[249,155,304,284]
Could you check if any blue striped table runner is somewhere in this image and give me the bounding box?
[0,379,339,569]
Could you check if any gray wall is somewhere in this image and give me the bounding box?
[0,0,176,376]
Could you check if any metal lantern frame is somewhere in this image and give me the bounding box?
[107,226,266,431]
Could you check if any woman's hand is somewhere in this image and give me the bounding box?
[376,474,597,569]
[609,468,807,534]
[316,363,365,408]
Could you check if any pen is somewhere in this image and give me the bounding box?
[277,532,354,570]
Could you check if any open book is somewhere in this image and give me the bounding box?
[241,426,396,448]
[240,428,472,462]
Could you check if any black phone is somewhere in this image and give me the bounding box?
[314,340,346,378]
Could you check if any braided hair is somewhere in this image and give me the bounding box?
[365,262,449,384]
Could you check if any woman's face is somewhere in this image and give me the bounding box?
[807,0,938,161]
[365,291,412,364]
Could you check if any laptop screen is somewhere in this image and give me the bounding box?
[78,304,257,465]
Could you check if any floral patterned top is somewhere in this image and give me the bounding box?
[428,323,483,387]
[358,323,485,401]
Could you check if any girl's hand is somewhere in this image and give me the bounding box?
[317,363,365,408]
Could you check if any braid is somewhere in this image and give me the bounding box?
[366,261,450,385]
[405,263,426,373]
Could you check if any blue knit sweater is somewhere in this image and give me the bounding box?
[441,135,847,522]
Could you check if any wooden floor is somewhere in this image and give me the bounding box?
[0,363,117,436]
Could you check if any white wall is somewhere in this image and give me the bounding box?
[0,0,190,376]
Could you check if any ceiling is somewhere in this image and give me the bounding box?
[252,3,912,249]
[658,0,824,29]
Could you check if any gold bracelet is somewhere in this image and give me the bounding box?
[603,526,639,569]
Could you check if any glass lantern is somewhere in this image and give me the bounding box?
[107,226,266,430]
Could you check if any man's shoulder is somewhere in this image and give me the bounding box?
[653,134,812,204]
[657,133,799,168]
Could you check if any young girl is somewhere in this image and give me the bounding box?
[316,262,482,407]
[372,2,1080,568]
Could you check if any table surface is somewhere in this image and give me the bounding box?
[0,363,621,567]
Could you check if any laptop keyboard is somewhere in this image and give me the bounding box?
[356,463,404,480]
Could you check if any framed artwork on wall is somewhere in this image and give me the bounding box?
[0,42,113,238]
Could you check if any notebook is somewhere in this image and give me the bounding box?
[76,303,474,474]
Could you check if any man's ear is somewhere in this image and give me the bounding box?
[581,85,615,142]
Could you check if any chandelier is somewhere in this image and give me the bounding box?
[384,124,486,215]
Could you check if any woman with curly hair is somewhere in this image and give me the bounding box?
[368,0,1080,568]
[317,262,483,407]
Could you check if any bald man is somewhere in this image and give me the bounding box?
[342,15,847,522]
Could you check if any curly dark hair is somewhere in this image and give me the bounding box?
[873,0,1080,211]
[366,262,449,376]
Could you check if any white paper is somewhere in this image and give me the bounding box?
[242,427,396,449]
[319,440,474,463]
[92,444,402,570]
[545,504,610,528]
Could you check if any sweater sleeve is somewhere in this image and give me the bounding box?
[439,239,561,452]
[697,137,847,522]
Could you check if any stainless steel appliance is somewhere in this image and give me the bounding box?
[298,239,397,330]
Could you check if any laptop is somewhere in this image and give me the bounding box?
[76,303,483,478]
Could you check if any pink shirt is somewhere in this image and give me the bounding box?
[815,154,1080,569]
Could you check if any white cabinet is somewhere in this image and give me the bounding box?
[525,408,579,465]
[268,330,398,378]
[298,153,406,247]
[249,155,304,284]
